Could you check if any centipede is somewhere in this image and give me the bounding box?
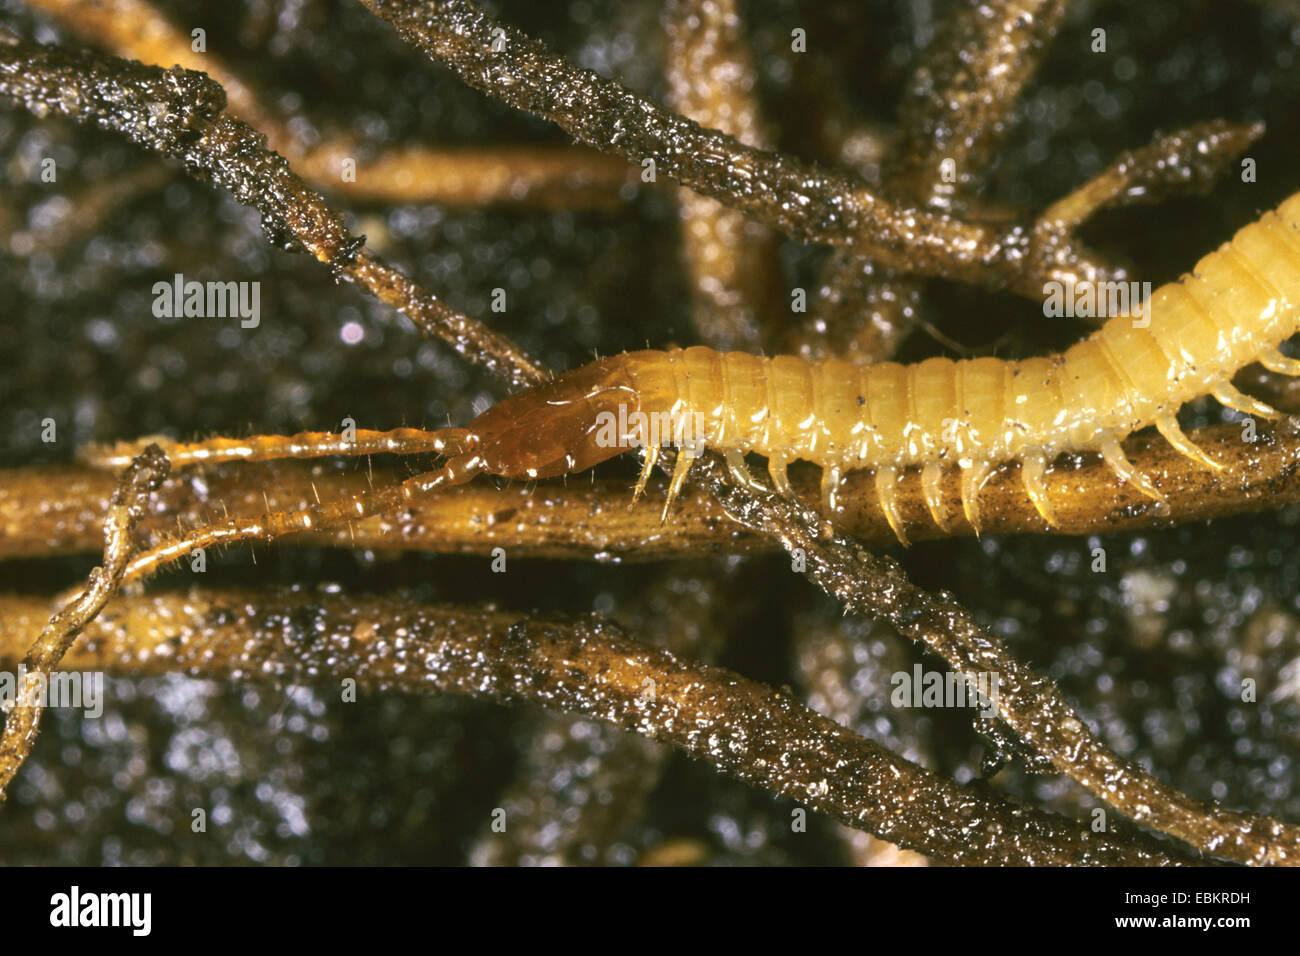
[89,190,1300,547]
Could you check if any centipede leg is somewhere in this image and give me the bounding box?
[1019,452,1058,527]
[959,459,994,534]
[920,460,952,531]
[820,465,843,518]
[725,448,767,492]
[632,443,660,505]
[874,465,909,546]
[1258,346,1300,376]
[768,453,795,497]
[1099,436,1165,503]
[1209,377,1281,419]
[1155,412,1223,471]
[661,450,695,522]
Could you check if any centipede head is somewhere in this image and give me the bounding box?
[466,356,641,480]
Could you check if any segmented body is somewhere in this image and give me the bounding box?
[460,190,1300,542]
[88,192,1300,544]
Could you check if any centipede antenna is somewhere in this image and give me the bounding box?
[1099,437,1165,503]
[433,427,475,456]
[920,460,952,531]
[1209,378,1281,419]
[1019,452,1058,528]
[874,466,909,546]
[1155,413,1224,471]
[76,436,159,470]
[407,454,488,496]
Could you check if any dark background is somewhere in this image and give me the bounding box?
[0,0,1297,864]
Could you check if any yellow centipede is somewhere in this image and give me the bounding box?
[89,192,1300,544]
[447,190,1300,542]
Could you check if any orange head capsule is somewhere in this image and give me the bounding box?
[466,355,641,479]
